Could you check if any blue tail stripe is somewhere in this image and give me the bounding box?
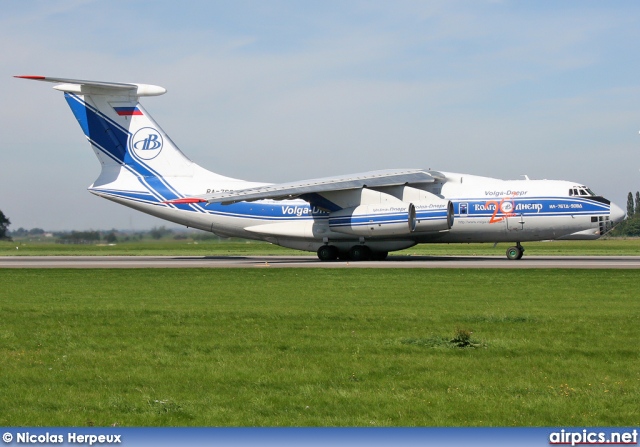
[144,176,181,201]
[84,136,171,204]
[65,94,186,202]
[65,93,128,163]
[68,93,130,135]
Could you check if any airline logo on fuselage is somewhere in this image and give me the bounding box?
[282,205,327,216]
[131,127,163,160]
[485,190,527,197]
[467,196,593,224]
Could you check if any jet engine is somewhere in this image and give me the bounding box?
[328,197,453,237]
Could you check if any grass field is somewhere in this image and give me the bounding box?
[1,268,638,426]
[1,237,640,256]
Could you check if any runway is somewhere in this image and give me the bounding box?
[1,255,640,269]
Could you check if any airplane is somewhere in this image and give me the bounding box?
[16,75,626,261]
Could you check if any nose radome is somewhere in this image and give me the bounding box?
[609,202,625,223]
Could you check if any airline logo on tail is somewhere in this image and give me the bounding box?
[131,127,163,160]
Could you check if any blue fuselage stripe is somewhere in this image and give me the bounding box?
[92,190,612,223]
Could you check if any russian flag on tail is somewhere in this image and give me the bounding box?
[114,106,143,116]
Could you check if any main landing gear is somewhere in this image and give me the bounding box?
[506,243,524,260]
[317,245,339,261]
[316,245,388,261]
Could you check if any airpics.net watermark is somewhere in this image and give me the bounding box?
[3,432,121,446]
[549,429,638,446]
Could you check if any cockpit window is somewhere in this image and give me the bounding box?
[570,186,597,197]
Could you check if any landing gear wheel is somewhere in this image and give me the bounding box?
[506,246,519,260]
[317,245,339,261]
[370,251,389,261]
[506,244,524,260]
[348,245,371,261]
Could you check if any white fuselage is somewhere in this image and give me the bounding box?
[92,170,620,253]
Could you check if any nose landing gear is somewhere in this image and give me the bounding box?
[506,243,524,260]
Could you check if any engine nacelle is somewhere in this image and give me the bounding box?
[409,200,454,233]
[328,197,453,237]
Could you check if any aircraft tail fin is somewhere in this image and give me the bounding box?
[15,75,239,205]
[15,75,192,173]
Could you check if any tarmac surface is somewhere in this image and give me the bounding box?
[1,255,640,269]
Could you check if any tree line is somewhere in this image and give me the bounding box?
[613,191,640,236]
[0,212,218,243]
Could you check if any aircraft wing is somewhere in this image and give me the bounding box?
[170,169,445,205]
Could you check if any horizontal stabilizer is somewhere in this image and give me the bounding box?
[14,75,166,96]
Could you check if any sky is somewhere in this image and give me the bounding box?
[2,0,640,231]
